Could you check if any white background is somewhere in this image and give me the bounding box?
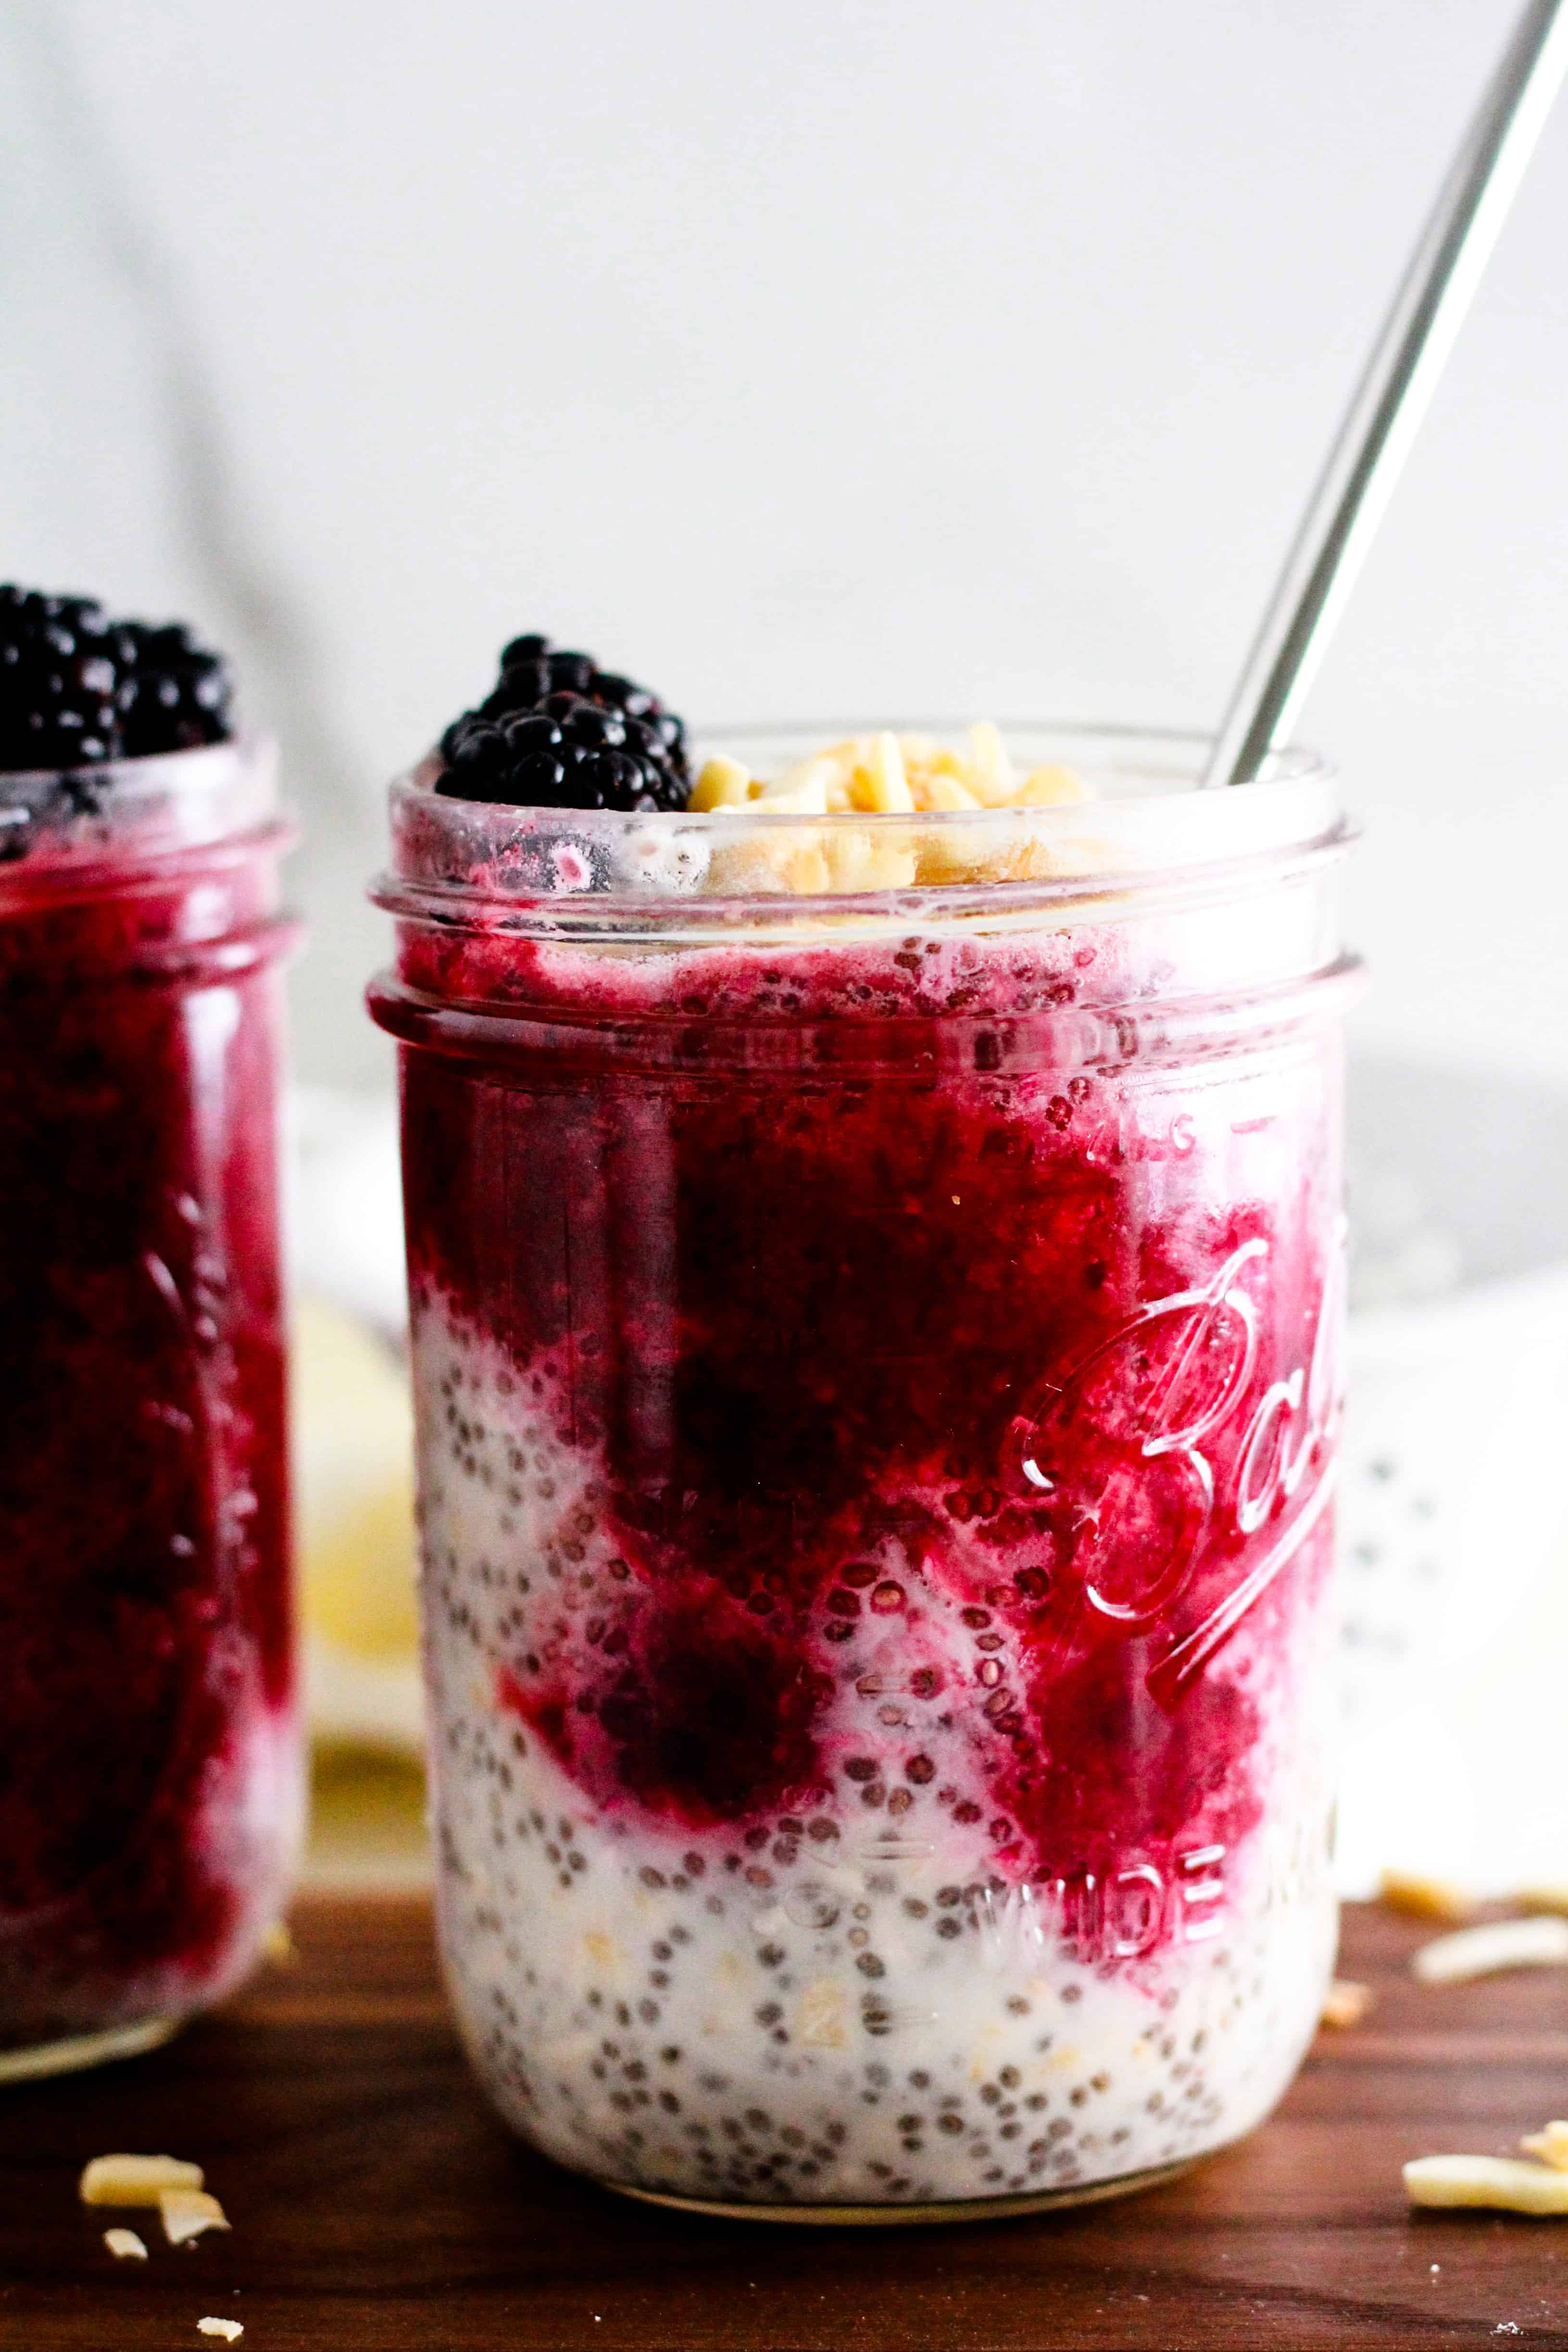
[3,0,1564,1092]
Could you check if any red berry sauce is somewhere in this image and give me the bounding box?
[386,907,1342,1960]
[0,809,299,2048]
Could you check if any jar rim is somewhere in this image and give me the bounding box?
[374,721,1349,937]
[0,735,280,884]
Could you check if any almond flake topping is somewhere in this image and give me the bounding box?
[103,2227,148,2260]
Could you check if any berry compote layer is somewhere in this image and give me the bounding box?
[376,754,1353,2211]
[0,741,301,2057]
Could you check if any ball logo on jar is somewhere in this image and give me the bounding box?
[1008,1224,1344,1703]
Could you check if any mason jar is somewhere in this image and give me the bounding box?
[0,741,302,2079]
[370,725,1359,2220]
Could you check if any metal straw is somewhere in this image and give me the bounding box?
[1204,0,1568,788]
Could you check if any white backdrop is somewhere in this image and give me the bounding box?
[2,0,1564,1090]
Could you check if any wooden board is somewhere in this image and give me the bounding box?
[3,1898,1568,2349]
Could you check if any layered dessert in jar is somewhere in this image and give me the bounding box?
[371,639,1358,2216]
[0,589,301,2074]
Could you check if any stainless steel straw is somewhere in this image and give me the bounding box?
[1204,0,1568,788]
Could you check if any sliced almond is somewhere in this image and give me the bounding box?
[1012,762,1091,807]
[1405,2154,1568,2214]
[708,830,832,896]
[1320,1978,1374,2028]
[743,775,830,816]
[767,744,859,809]
[690,725,1107,885]
[917,772,981,812]
[921,744,974,783]
[1413,1915,1568,1985]
[824,827,917,892]
[912,819,995,884]
[197,2324,244,2343]
[1378,1870,1477,1923]
[1521,2122,1568,2171]
[853,732,914,814]
[1518,1885,1568,1919]
[964,720,1015,806]
[103,2227,148,2261]
[993,831,1078,883]
[689,755,753,812]
[80,2154,204,2207]
[161,2188,230,2247]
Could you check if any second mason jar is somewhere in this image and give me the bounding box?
[371,727,1359,2220]
[0,740,301,2078]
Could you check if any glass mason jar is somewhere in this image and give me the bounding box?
[0,741,302,2080]
[370,726,1359,2221]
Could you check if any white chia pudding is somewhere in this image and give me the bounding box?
[416,1299,1337,2210]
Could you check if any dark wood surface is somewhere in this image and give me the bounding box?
[5,1897,1568,2350]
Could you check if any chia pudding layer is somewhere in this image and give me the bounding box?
[376,741,1355,2212]
[417,1302,1336,2208]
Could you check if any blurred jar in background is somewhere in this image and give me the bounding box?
[0,734,301,2077]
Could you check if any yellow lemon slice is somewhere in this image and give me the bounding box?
[291,1295,424,1755]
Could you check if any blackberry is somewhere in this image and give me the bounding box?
[0,586,234,772]
[435,633,689,812]
[118,622,232,758]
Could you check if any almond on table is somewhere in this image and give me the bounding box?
[1412,1915,1568,1985]
[160,2189,231,2246]
[1521,2122,1568,2170]
[1320,1979,1374,2027]
[1405,2155,1568,2214]
[80,2154,204,2207]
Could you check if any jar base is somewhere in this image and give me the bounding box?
[0,2013,181,2087]
[604,2152,1199,2227]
